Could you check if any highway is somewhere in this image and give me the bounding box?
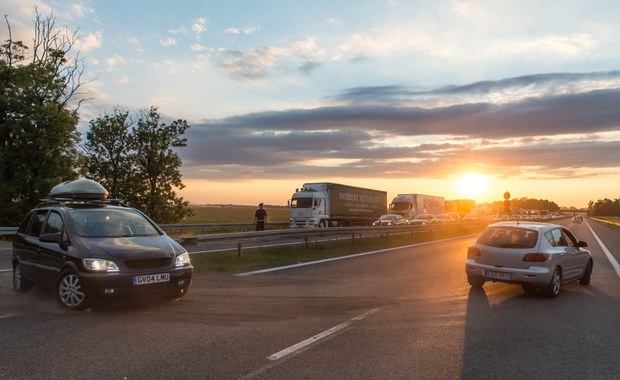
[1,219,619,379]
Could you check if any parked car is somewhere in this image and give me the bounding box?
[465,222,592,298]
[373,214,407,226]
[12,179,193,310]
[408,214,436,225]
[572,215,583,223]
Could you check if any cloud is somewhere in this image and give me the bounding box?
[213,37,325,80]
[160,37,177,47]
[179,72,620,182]
[192,17,207,34]
[75,31,102,52]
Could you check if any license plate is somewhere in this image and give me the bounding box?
[485,270,512,281]
[133,273,170,286]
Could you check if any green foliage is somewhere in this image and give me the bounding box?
[83,109,136,199]
[588,198,620,216]
[0,13,82,226]
[492,197,560,213]
[82,106,193,224]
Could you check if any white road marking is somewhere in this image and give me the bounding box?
[237,235,476,276]
[267,307,382,361]
[0,313,23,319]
[585,220,620,279]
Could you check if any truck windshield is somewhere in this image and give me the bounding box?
[391,203,409,211]
[291,197,313,209]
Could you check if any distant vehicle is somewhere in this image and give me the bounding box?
[389,194,444,220]
[12,179,193,310]
[435,213,455,223]
[444,199,475,219]
[373,214,407,226]
[408,213,436,225]
[572,215,583,223]
[289,182,387,228]
[465,222,592,298]
[462,213,479,222]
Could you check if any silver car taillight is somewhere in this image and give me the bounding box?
[522,253,549,262]
[467,247,481,257]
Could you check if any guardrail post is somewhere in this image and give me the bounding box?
[304,236,309,248]
[237,243,243,258]
[352,233,356,245]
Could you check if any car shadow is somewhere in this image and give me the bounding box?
[459,283,618,379]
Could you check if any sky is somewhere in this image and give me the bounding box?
[3,0,620,209]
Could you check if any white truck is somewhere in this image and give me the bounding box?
[389,194,445,219]
[289,182,387,228]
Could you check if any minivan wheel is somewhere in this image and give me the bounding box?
[579,260,593,286]
[56,269,90,311]
[542,268,561,298]
[13,262,33,293]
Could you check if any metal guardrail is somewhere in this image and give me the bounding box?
[175,223,482,257]
[0,227,18,236]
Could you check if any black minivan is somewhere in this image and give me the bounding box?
[12,179,193,310]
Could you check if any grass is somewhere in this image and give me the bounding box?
[189,223,486,273]
[589,216,620,231]
[184,205,290,224]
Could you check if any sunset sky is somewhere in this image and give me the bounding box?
[4,0,620,208]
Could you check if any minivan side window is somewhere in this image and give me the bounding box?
[18,211,35,234]
[26,210,48,237]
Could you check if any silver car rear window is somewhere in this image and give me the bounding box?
[477,226,538,249]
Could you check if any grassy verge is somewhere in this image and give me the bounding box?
[190,223,486,273]
[590,216,620,231]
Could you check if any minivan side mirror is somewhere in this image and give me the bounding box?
[577,241,588,248]
[39,232,61,243]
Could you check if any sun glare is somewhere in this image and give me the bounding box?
[455,174,489,199]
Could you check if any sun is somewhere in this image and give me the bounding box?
[455,173,489,199]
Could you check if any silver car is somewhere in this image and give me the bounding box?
[465,222,593,298]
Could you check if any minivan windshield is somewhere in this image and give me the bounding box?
[69,208,160,238]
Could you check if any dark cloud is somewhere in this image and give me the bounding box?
[180,72,620,181]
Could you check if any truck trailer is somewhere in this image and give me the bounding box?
[289,183,387,228]
[389,193,445,220]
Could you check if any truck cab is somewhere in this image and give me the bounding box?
[290,185,329,228]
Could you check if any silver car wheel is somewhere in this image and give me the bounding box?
[543,268,561,298]
[57,271,88,309]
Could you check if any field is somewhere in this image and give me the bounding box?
[184,205,290,224]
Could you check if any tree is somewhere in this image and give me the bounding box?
[130,106,193,223]
[82,108,136,200]
[83,106,193,224]
[0,12,84,226]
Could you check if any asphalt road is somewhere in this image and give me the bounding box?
[1,219,619,379]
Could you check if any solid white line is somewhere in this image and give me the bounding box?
[586,220,620,279]
[237,235,476,276]
[267,307,382,361]
[0,269,12,273]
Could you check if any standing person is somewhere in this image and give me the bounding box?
[254,203,267,231]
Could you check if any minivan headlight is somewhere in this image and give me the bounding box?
[83,258,119,272]
[175,252,191,267]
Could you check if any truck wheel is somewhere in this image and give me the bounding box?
[318,220,327,228]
